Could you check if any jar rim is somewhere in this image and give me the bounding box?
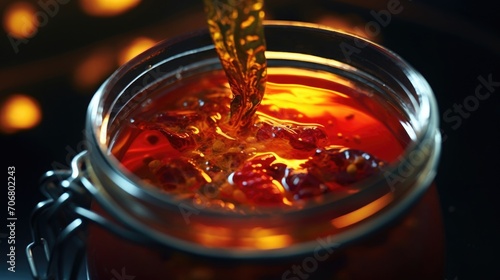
[84,21,441,258]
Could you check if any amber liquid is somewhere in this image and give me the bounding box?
[110,68,408,210]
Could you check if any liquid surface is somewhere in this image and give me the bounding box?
[111,69,405,211]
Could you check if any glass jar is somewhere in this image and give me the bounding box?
[27,21,443,280]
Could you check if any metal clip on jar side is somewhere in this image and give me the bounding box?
[26,151,149,280]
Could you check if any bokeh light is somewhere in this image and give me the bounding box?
[2,2,38,39]
[79,0,141,17]
[118,36,157,65]
[0,94,42,133]
[73,48,116,91]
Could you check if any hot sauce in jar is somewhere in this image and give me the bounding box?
[84,21,443,280]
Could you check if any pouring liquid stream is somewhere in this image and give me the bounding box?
[203,0,267,134]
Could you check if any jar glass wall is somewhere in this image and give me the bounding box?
[41,21,443,280]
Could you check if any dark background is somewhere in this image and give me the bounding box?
[0,0,499,279]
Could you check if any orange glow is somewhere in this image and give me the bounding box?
[331,192,393,228]
[252,234,292,250]
[261,81,345,118]
[118,37,156,65]
[0,94,42,133]
[193,225,233,248]
[193,224,292,250]
[79,0,141,17]
[73,48,115,90]
[248,227,293,249]
[3,2,38,39]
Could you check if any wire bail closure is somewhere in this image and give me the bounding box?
[26,151,151,280]
[26,151,89,279]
